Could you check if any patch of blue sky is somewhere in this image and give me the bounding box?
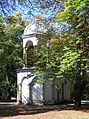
[0,0,63,33]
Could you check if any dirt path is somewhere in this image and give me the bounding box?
[0,101,89,119]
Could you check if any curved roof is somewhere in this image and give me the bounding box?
[23,23,47,35]
[24,23,37,35]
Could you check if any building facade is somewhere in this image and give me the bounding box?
[17,23,70,105]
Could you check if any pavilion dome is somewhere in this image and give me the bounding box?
[23,23,37,35]
[23,23,47,36]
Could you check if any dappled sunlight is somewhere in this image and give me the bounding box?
[0,102,89,119]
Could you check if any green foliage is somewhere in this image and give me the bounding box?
[56,0,89,107]
[82,83,89,100]
[27,46,35,66]
[10,83,17,97]
[35,0,89,107]
[56,0,89,77]
[0,13,28,98]
[36,45,48,68]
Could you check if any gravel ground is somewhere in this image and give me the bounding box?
[0,101,89,119]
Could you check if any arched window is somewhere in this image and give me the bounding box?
[25,41,34,67]
[27,45,34,67]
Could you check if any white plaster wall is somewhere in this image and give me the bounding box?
[23,37,38,48]
[32,83,43,101]
[52,79,70,102]
[17,71,32,84]
[17,69,70,104]
[22,75,37,104]
[59,80,70,101]
[64,80,70,101]
[17,69,36,104]
[22,78,29,104]
[54,79,58,102]
[44,80,52,103]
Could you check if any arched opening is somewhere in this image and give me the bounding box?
[37,40,46,48]
[21,75,37,104]
[25,41,34,67]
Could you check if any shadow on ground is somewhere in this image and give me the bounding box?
[0,101,89,118]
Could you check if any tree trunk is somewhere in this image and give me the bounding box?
[52,80,54,104]
[75,43,81,108]
[81,66,86,96]
[75,74,81,108]
[6,71,11,100]
[62,83,64,103]
[29,84,32,104]
[43,83,45,104]
[57,89,60,104]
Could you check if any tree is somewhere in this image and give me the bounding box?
[0,0,65,35]
[56,0,89,108]
[0,0,18,16]
[0,0,64,16]
[35,34,68,87]
[0,13,28,99]
[34,0,89,108]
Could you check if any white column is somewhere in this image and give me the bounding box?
[17,84,22,104]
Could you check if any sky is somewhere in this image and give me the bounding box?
[0,0,60,22]
[0,0,35,21]
[0,0,61,34]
